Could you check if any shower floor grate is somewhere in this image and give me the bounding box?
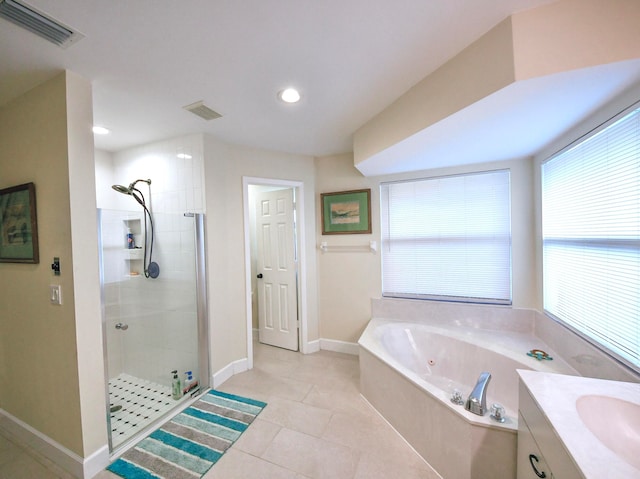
[108,373,186,448]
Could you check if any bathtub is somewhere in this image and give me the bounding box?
[358,317,578,479]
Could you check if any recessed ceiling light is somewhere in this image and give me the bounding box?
[278,88,301,104]
[177,153,192,159]
[92,126,110,135]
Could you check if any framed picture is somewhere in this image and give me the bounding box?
[321,188,371,235]
[0,182,39,263]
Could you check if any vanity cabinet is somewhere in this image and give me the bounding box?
[517,412,552,478]
[518,380,583,479]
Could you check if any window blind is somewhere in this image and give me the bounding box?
[542,106,640,370]
[381,170,512,304]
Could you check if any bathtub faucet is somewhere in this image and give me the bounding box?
[465,372,491,416]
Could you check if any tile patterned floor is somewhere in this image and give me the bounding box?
[108,373,188,448]
[2,343,442,479]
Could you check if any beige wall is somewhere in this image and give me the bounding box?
[0,72,106,456]
[203,135,318,372]
[65,71,109,456]
[316,154,536,343]
[353,17,515,167]
[512,0,640,80]
[354,0,640,172]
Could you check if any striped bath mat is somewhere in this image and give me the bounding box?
[107,389,267,479]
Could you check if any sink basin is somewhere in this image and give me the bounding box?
[576,395,640,470]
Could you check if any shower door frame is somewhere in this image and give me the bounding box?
[98,210,210,453]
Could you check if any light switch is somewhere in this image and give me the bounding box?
[50,285,62,305]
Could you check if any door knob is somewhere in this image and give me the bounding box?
[115,323,129,330]
[257,274,263,279]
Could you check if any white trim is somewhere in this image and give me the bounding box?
[319,339,360,356]
[0,408,110,478]
[212,359,249,388]
[242,177,309,364]
[306,339,320,354]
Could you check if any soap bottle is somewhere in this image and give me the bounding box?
[183,371,193,395]
[127,228,135,249]
[171,370,182,400]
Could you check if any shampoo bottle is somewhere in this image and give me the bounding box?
[127,228,135,249]
[183,371,193,395]
[171,370,182,400]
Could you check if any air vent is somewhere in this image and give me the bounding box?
[0,0,83,48]
[183,101,222,121]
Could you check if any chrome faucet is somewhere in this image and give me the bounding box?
[465,372,491,416]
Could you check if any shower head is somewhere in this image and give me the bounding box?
[112,184,132,195]
[112,179,151,195]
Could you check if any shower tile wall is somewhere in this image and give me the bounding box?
[102,134,206,388]
[111,133,205,216]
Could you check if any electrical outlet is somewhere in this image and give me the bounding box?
[50,285,62,305]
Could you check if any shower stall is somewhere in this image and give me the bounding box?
[98,207,209,451]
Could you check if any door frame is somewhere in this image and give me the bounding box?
[242,177,308,369]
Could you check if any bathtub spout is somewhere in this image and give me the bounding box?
[465,372,491,416]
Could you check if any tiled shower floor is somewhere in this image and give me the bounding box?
[108,373,188,448]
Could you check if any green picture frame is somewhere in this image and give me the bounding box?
[321,189,371,235]
[0,182,39,263]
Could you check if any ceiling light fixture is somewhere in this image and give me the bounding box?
[177,153,192,159]
[92,126,110,135]
[278,88,301,104]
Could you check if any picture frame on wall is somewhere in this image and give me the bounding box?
[321,188,372,235]
[0,182,39,263]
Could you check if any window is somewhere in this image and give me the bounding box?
[381,170,512,304]
[542,106,640,370]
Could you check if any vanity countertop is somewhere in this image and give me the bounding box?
[518,369,640,479]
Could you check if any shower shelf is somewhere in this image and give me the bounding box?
[123,217,144,276]
[124,249,143,260]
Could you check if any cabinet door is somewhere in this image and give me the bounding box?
[518,413,552,479]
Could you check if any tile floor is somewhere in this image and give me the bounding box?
[108,373,189,448]
[0,428,76,479]
[1,342,441,479]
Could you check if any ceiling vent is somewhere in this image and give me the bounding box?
[183,101,222,121]
[0,0,83,48]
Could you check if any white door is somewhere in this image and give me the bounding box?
[256,188,298,351]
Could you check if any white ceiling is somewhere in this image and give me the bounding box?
[1,0,639,173]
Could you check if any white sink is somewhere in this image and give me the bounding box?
[576,394,640,470]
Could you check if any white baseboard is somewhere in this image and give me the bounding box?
[0,409,109,478]
[213,338,357,391]
[305,339,320,354]
[319,338,359,355]
[212,358,249,388]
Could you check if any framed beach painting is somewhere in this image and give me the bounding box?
[0,182,39,263]
[321,189,371,235]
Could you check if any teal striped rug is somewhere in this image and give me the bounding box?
[107,389,267,479]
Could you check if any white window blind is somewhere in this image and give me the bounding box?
[542,106,640,370]
[381,170,512,304]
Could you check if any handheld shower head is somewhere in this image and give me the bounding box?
[112,179,151,195]
[112,184,132,195]
[110,178,158,279]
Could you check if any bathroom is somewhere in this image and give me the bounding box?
[1,71,640,478]
[1,1,640,477]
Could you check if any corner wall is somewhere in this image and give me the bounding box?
[315,154,536,344]
[0,71,107,466]
[203,135,318,373]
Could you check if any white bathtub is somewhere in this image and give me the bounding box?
[358,317,578,479]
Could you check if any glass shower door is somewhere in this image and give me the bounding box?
[99,209,208,451]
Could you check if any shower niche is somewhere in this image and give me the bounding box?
[122,216,144,276]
